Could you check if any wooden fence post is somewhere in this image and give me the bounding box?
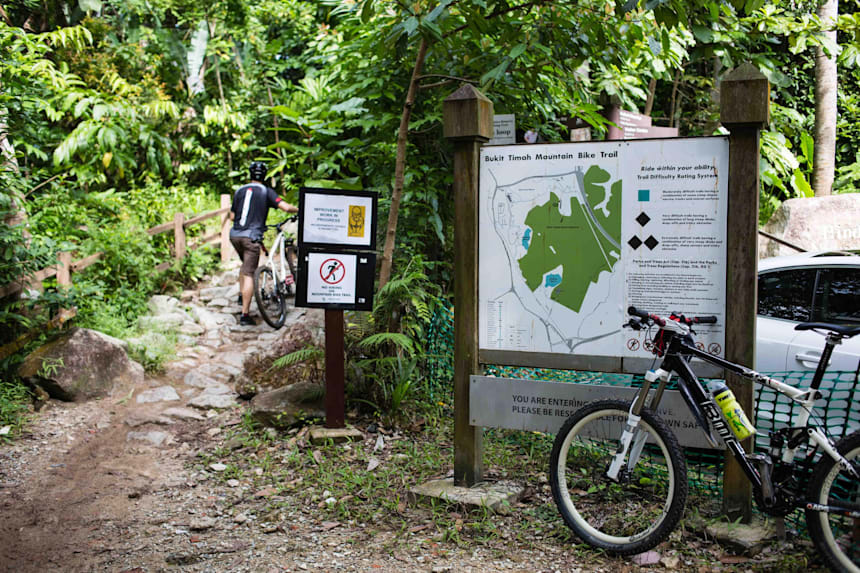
[444,84,493,487]
[220,193,231,262]
[174,212,186,262]
[720,63,770,522]
[56,251,75,322]
[56,251,71,289]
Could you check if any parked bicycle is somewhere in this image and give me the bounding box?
[549,306,859,571]
[253,216,298,329]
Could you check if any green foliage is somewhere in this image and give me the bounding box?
[0,378,31,437]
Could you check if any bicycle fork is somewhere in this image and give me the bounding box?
[607,369,671,481]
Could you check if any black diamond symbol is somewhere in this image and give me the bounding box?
[636,212,651,226]
[645,235,659,250]
[628,236,642,250]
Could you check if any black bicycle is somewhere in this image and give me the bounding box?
[549,306,859,571]
[253,216,298,329]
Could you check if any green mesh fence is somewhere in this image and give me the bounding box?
[426,303,860,500]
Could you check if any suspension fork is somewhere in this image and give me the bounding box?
[606,368,672,480]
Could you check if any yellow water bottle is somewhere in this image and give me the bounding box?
[708,381,756,440]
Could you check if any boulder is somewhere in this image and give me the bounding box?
[17,328,144,402]
[148,295,181,316]
[249,381,325,429]
[760,194,860,258]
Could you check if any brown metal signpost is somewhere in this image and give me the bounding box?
[719,63,770,522]
[325,309,345,428]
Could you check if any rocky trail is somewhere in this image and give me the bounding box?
[0,264,590,573]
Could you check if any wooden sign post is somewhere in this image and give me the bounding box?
[720,63,770,522]
[443,85,493,486]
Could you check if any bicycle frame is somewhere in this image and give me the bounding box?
[261,229,293,290]
[616,329,860,517]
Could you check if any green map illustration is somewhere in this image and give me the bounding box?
[517,166,622,313]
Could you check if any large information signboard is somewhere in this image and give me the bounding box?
[479,137,728,373]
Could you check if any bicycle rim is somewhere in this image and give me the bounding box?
[254,267,286,328]
[550,401,686,554]
[808,434,860,572]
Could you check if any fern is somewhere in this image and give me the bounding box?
[272,345,324,369]
[358,332,414,354]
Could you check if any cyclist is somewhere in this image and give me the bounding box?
[229,161,298,326]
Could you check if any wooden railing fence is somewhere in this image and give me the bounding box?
[0,193,232,300]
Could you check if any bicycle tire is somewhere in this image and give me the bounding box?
[806,430,860,572]
[284,245,298,297]
[254,265,286,329]
[549,399,688,555]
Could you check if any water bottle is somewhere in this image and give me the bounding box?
[707,380,756,440]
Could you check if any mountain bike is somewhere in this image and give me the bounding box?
[253,216,298,329]
[549,305,860,571]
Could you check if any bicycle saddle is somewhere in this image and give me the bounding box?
[795,322,860,338]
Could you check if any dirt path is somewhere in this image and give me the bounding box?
[0,266,826,573]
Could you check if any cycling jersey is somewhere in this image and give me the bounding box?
[229,182,282,241]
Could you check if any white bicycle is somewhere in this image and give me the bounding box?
[253,216,298,329]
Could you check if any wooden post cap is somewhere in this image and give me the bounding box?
[443,84,494,141]
[720,63,770,127]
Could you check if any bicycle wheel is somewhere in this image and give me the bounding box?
[253,266,286,329]
[284,246,298,297]
[549,399,688,555]
[806,430,860,572]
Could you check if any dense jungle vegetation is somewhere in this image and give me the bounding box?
[1,0,859,429]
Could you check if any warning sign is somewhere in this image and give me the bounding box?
[320,258,346,284]
[299,188,377,249]
[296,250,376,311]
[307,253,356,304]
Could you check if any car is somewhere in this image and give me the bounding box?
[756,250,860,373]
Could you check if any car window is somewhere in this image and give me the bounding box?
[812,267,860,324]
[757,269,817,321]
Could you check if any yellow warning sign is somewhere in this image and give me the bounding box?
[348,205,365,237]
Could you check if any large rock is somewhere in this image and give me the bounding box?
[249,381,325,429]
[148,295,181,316]
[18,328,144,401]
[760,195,860,258]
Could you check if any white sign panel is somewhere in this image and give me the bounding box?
[306,252,358,304]
[470,376,720,449]
[479,137,728,362]
[487,114,516,146]
[303,193,374,247]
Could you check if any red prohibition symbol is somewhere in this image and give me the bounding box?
[320,258,346,284]
[627,339,640,351]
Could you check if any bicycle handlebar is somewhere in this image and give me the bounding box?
[627,306,717,327]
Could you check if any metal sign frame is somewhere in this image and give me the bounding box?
[295,248,376,311]
[298,187,378,251]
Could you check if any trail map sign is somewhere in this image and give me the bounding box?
[298,188,377,250]
[478,137,729,373]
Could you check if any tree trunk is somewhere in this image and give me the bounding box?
[643,77,657,116]
[0,109,27,231]
[378,36,429,289]
[813,0,838,196]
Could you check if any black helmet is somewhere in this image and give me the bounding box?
[249,161,267,181]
